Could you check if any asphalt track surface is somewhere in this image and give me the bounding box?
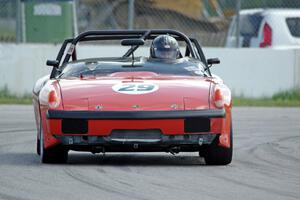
[0,105,299,200]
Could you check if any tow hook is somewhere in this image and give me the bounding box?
[198,138,204,146]
[91,146,103,154]
[169,146,180,155]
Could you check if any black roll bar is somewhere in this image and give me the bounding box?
[61,29,197,65]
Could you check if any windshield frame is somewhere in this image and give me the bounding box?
[57,56,208,79]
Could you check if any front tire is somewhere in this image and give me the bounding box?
[201,126,233,165]
[39,124,68,164]
[36,137,40,155]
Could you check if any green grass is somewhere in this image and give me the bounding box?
[0,89,32,104]
[0,88,300,107]
[233,97,300,107]
[233,89,300,107]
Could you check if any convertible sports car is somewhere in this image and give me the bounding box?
[33,29,233,165]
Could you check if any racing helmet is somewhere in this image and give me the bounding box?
[150,35,180,59]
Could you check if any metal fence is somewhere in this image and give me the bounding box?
[75,0,230,46]
[0,0,300,46]
[0,0,17,42]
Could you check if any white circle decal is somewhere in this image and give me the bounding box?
[112,83,159,94]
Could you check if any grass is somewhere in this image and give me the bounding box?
[233,89,300,107]
[0,88,300,107]
[0,88,32,104]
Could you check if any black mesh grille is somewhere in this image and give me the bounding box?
[184,118,210,133]
[62,119,88,134]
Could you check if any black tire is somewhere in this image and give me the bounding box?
[36,137,40,155]
[201,125,233,165]
[39,124,68,164]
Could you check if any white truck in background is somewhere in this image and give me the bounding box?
[226,9,300,48]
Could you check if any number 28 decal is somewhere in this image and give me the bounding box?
[112,83,159,94]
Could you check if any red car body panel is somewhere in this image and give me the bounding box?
[35,72,231,150]
[59,73,210,111]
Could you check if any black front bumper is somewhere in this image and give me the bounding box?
[47,109,225,120]
[49,109,224,152]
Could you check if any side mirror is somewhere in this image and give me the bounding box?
[207,58,220,65]
[46,60,59,68]
[121,39,145,46]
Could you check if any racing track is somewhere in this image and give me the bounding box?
[0,105,299,200]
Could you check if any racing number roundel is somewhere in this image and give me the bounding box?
[112,83,159,94]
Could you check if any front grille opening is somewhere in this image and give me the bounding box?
[62,119,88,134]
[184,117,210,133]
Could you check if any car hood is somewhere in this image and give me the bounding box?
[58,72,212,111]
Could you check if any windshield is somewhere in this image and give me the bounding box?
[58,57,207,78]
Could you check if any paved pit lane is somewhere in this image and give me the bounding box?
[0,105,299,200]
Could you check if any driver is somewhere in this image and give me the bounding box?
[150,35,180,59]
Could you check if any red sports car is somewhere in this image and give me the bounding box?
[33,29,233,165]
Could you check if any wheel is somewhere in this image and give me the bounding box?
[200,125,233,165]
[36,136,40,155]
[39,124,68,164]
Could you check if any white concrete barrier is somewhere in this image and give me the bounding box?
[0,44,57,96]
[204,48,299,97]
[0,43,299,97]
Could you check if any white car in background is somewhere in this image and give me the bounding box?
[226,9,300,48]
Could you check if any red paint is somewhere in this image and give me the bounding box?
[34,73,232,149]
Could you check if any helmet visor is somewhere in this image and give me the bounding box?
[154,48,178,59]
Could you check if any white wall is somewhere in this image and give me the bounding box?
[0,43,299,97]
[204,48,298,97]
[0,44,57,95]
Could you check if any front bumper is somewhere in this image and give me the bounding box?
[45,109,227,150]
[47,109,225,120]
[47,109,225,135]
